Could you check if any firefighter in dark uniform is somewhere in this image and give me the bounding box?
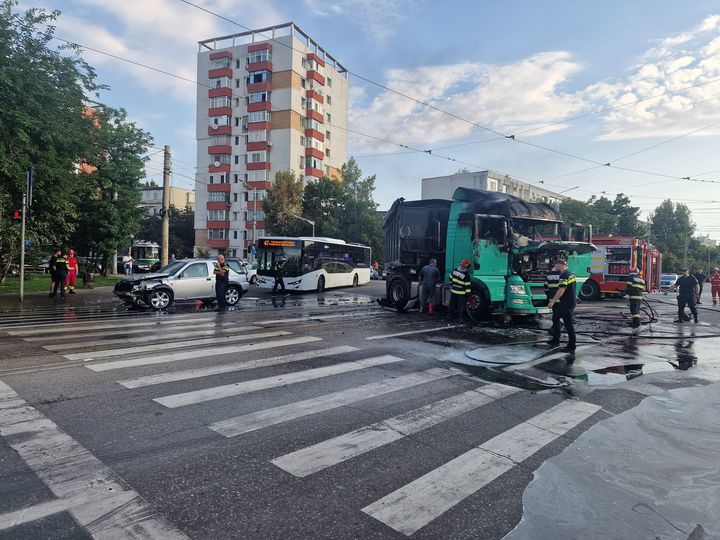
[213,254,231,311]
[448,259,472,321]
[626,267,645,328]
[51,251,69,298]
[548,259,577,351]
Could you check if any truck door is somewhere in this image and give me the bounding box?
[473,216,509,301]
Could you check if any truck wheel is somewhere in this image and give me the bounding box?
[579,279,600,301]
[388,277,410,311]
[466,288,491,321]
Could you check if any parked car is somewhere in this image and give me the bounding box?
[242,261,258,284]
[113,258,249,309]
[660,273,679,292]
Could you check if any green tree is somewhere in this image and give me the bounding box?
[650,200,695,271]
[0,1,101,282]
[264,170,304,236]
[69,107,152,275]
[302,176,345,238]
[137,208,195,258]
[613,193,645,236]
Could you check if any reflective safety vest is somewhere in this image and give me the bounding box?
[214,263,231,284]
[626,275,645,300]
[544,270,561,297]
[450,268,471,295]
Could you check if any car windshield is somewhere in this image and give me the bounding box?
[158,261,186,276]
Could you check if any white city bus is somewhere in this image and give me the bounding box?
[255,237,372,292]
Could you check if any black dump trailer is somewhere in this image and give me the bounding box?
[382,198,452,307]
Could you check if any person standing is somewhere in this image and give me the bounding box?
[693,268,706,304]
[448,259,472,321]
[711,267,720,306]
[48,248,60,295]
[675,269,699,323]
[213,254,231,311]
[625,267,646,328]
[65,249,79,294]
[50,251,69,298]
[548,259,577,352]
[122,253,133,276]
[272,257,287,296]
[418,258,441,314]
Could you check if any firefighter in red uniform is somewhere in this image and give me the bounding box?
[711,267,720,306]
[65,249,79,294]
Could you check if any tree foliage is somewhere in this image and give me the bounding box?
[559,193,644,236]
[263,170,304,237]
[137,208,195,259]
[649,200,697,271]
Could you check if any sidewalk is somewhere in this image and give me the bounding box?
[0,286,118,311]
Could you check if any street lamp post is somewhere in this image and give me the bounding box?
[289,213,315,237]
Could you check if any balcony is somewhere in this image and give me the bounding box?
[247,162,271,171]
[208,106,232,117]
[208,145,232,155]
[306,89,324,103]
[247,81,271,93]
[208,238,229,249]
[247,101,271,113]
[209,51,233,60]
[247,61,273,72]
[307,70,325,86]
[207,183,231,192]
[307,52,325,67]
[207,220,231,229]
[246,200,263,211]
[248,43,272,53]
[209,67,232,79]
[246,220,266,230]
[307,109,324,123]
[208,87,232,99]
[245,180,272,190]
[305,128,325,142]
[208,125,231,136]
[306,167,323,178]
[305,147,324,160]
[246,141,270,152]
[248,121,272,131]
[207,201,231,210]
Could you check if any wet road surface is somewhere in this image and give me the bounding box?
[1,284,719,538]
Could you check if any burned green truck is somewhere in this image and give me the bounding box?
[383,188,595,318]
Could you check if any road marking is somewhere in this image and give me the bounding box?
[0,498,75,530]
[209,368,454,438]
[7,316,209,336]
[272,383,520,477]
[119,346,359,388]
[365,325,459,341]
[87,336,322,372]
[0,380,187,538]
[256,312,387,325]
[25,320,236,342]
[361,400,601,536]
[42,325,260,351]
[63,329,285,361]
[5,312,216,330]
[154,355,404,408]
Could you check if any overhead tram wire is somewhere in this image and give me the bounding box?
[177,0,720,176]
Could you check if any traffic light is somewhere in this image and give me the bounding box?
[11,209,21,226]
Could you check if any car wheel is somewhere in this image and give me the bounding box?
[352,274,359,287]
[225,285,241,306]
[147,289,172,310]
[579,279,600,301]
[317,275,325,293]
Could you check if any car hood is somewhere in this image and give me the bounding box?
[119,272,171,283]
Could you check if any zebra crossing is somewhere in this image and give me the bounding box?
[0,309,611,537]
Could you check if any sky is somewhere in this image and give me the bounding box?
[24,0,720,238]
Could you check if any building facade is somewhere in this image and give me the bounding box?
[139,187,195,216]
[194,22,349,258]
[422,170,566,206]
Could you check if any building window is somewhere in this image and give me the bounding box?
[210,115,230,128]
[326,130,331,140]
[235,59,241,69]
[488,179,498,191]
[220,174,228,183]
[234,117,239,127]
[235,79,240,88]
[208,192,230,202]
[326,113,331,123]
[234,174,239,183]
[233,192,238,202]
[300,78,306,88]
[233,230,238,240]
[244,191,249,202]
[248,110,270,123]
[243,231,248,240]
[306,156,320,169]
[246,70,270,85]
[210,96,231,108]
[234,155,239,165]
[208,229,228,240]
[326,148,330,157]
[247,50,271,64]
[211,57,231,69]
[208,209,229,220]
[300,136,306,146]
[233,211,238,220]
[299,155,305,168]
[249,170,268,182]
[327,95,332,105]
[248,91,268,103]
[248,151,266,163]
[327,77,332,87]
[234,136,240,145]
[248,130,268,143]
[209,175,214,184]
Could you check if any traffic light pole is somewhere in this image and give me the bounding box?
[19,193,26,302]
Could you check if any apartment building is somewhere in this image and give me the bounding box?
[194,22,349,258]
[139,187,195,216]
[422,170,566,207]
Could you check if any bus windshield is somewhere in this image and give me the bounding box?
[258,239,303,277]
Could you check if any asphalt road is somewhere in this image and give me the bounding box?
[1,282,719,539]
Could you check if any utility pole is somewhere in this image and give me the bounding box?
[161,145,171,267]
[252,186,257,262]
[19,165,33,303]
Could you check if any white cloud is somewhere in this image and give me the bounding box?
[304,0,417,41]
[350,51,587,150]
[593,13,720,140]
[52,0,284,102]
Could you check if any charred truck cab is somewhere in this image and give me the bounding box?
[383,188,595,319]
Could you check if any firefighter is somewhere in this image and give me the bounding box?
[51,251,69,298]
[65,249,79,294]
[626,267,645,328]
[674,269,699,323]
[213,254,231,311]
[448,259,472,321]
[711,267,720,306]
[547,259,577,352]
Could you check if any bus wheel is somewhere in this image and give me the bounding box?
[466,288,491,321]
[317,275,326,293]
[352,274,359,287]
[579,279,600,301]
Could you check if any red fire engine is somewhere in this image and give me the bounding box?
[579,236,662,301]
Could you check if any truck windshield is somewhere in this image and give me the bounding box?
[511,219,562,241]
